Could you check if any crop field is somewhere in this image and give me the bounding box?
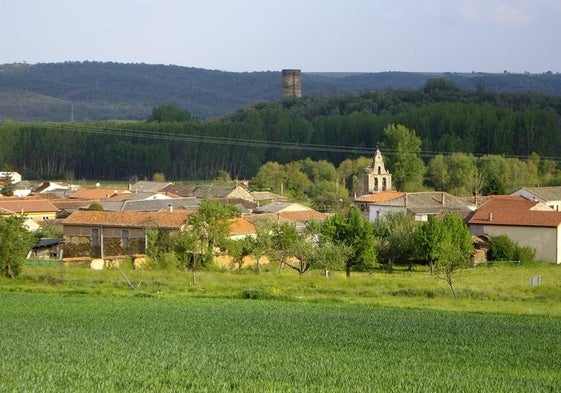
[1,291,560,392]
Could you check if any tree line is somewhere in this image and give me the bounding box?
[1,80,561,191]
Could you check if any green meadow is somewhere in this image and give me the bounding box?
[1,262,560,392]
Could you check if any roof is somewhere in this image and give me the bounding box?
[250,191,289,202]
[358,191,473,213]
[98,198,200,212]
[63,210,191,229]
[33,238,63,248]
[254,202,311,214]
[278,210,326,223]
[513,186,561,202]
[355,191,405,203]
[160,184,198,197]
[191,184,251,199]
[229,218,256,235]
[108,192,171,202]
[129,181,173,193]
[0,199,59,214]
[68,188,129,200]
[468,195,561,228]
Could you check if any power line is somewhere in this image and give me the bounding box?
[6,120,561,163]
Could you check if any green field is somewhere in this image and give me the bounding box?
[1,263,561,392]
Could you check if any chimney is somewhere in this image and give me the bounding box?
[488,212,493,221]
[441,192,445,205]
[168,203,173,212]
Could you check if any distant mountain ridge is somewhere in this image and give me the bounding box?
[1,61,560,122]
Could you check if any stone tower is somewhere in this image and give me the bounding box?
[363,148,392,193]
[281,69,302,98]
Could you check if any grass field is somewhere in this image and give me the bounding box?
[1,263,560,392]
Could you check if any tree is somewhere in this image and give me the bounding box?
[435,239,471,298]
[183,201,240,267]
[380,124,426,191]
[147,104,194,122]
[0,215,33,278]
[435,214,474,297]
[320,207,375,277]
[414,215,444,275]
[373,212,416,272]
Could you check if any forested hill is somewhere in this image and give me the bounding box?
[1,61,561,121]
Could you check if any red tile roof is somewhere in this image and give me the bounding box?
[468,195,561,227]
[63,210,190,229]
[229,218,256,235]
[355,191,405,203]
[0,199,59,214]
[68,188,129,200]
[279,210,326,222]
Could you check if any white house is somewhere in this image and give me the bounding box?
[511,186,561,212]
[468,195,561,264]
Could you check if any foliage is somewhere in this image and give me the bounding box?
[373,212,417,271]
[0,215,33,278]
[147,104,194,122]
[488,234,536,263]
[179,200,240,267]
[88,202,104,211]
[380,124,426,191]
[319,207,376,276]
[146,228,175,267]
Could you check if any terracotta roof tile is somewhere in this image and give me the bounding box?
[468,195,561,227]
[229,218,256,235]
[355,191,405,203]
[68,188,129,200]
[63,210,190,229]
[0,199,59,214]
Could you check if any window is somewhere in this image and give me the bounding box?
[92,228,100,247]
[122,230,130,249]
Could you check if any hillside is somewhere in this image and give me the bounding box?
[1,62,561,121]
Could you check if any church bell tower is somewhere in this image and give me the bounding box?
[363,147,392,193]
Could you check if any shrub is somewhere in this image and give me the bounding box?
[149,252,179,270]
[488,235,535,263]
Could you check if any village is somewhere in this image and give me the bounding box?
[2,147,561,269]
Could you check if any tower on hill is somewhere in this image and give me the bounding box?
[281,69,302,98]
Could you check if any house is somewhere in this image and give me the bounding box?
[250,191,289,207]
[63,210,191,258]
[468,195,561,264]
[228,217,257,240]
[32,181,71,197]
[0,171,22,185]
[355,191,473,222]
[29,238,64,260]
[0,199,59,221]
[511,186,561,211]
[252,202,326,230]
[190,184,255,202]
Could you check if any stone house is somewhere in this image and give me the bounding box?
[355,191,473,222]
[63,210,190,258]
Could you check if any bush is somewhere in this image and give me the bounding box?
[488,235,535,263]
[149,252,179,270]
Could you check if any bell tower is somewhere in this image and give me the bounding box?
[363,147,392,193]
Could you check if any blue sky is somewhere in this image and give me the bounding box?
[2,0,560,73]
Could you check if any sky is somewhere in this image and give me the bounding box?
[2,0,560,73]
